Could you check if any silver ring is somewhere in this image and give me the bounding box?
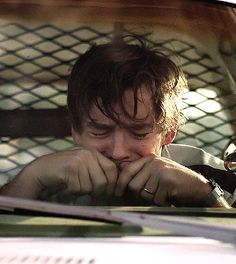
[143,188,153,195]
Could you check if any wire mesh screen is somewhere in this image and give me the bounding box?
[0,21,236,185]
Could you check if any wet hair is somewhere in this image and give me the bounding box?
[67,37,187,134]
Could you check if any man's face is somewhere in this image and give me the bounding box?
[72,88,174,170]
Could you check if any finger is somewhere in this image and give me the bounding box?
[76,162,92,195]
[65,161,93,195]
[96,152,118,196]
[115,156,153,197]
[140,173,159,201]
[88,153,108,196]
[153,183,171,206]
[128,162,152,194]
[63,166,81,195]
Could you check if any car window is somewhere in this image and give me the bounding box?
[0,0,235,202]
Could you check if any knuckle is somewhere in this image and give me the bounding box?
[159,172,174,187]
[78,149,92,160]
[94,178,107,193]
[146,154,156,161]
[98,178,108,189]
[150,158,165,171]
[128,181,139,193]
[64,161,78,178]
[74,148,94,161]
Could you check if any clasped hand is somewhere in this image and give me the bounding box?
[28,147,210,206]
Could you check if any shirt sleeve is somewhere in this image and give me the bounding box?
[162,144,236,206]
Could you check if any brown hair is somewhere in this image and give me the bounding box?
[67,37,186,133]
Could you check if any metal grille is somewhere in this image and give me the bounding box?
[0,22,114,110]
[0,21,235,185]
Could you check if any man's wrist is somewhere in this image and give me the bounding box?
[0,161,44,199]
[204,179,231,208]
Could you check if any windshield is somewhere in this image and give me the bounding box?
[1,4,236,263]
[0,0,236,209]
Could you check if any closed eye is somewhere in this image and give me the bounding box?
[91,131,108,136]
[131,132,151,139]
[89,128,112,137]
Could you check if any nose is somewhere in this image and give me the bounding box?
[109,130,130,161]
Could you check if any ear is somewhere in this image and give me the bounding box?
[71,126,81,145]
[162,130,176,146]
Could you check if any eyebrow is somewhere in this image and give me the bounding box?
[126,123,154,131]
[86,121,115,130]
[86,120,154,131]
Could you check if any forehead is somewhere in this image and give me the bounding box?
[88,88,154,124]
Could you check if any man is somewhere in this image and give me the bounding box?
[0,37,235,207]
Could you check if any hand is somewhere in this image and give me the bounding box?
[1,148,118,199]
[115,155,212,206]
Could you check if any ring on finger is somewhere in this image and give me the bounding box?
[143,188,154,195]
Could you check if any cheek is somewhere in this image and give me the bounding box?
[80,137,109,153]
[133,140,162,157]
[135,136,163,157]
